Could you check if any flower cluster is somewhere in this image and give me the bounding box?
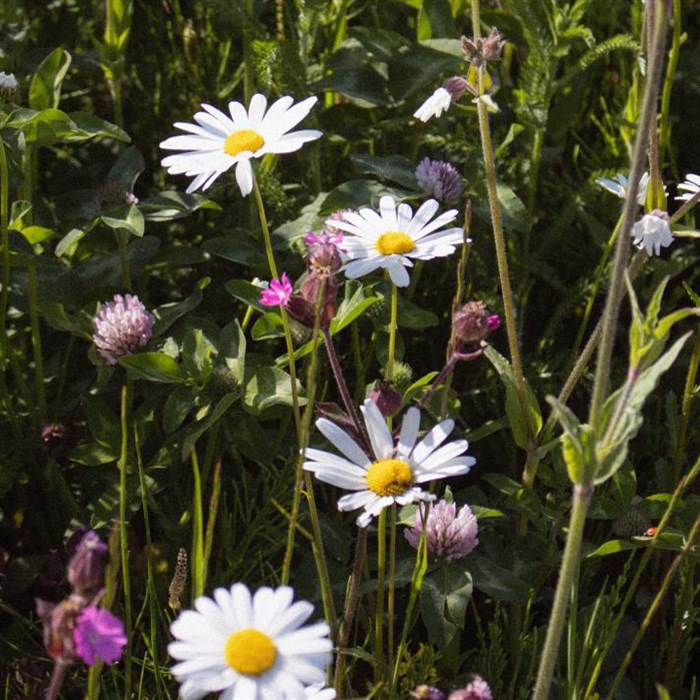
[93,294,154,365]
[35,531,126,667]
[168,583,334,699]
[415,157,464,204]
[411,676,493,700]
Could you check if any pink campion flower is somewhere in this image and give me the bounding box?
[405,499,479,561]
[447,676,493,700]
[304,229,345,251]
[92,294,154,365]
[259,272,293,307]
[73,606,127,665]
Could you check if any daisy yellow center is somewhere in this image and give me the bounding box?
[224,628,277,675]
[366,458,413,496]
[224,129,265,157]
[376,231,416,256]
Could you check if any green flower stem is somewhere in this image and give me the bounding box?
[386,504,397,675]
[374,508,387,685]
[387,283,398,384]
[589,0,669,428]
[605,505,700,700]
[251,176,302,438]
[670,324,700,484]
[119,379,133,699]
[334,526,368,695]
[658,0,682,170]
[0,136,10,364]
[27,261,47,424]
[190,445,204,600]
[533,483,593,700]
[670,187,700,223]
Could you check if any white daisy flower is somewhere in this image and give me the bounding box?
[596,172,652,206]
[631,209,673,256]
[675,173,700,203]
[303,399,475,528]
[329,195,465,287]
[168,583,332,700]
[414,87,453,122]
[160,94,322,196]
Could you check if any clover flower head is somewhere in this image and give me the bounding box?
[304,399,475,528]
[92,294,154,365]
[405,499,479,560]
[631,209,673,256]
[415,158,464,205]
[330,195,465,287]
[675,173,700,203]
[73,606,127,665]
[160,93,322,196]
[411,685,446,700]
[168,583,332,700]
[259,272,294,308]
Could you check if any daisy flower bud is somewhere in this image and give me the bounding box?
[92,294,154,365]
[631,209,673,256]
[416,158,464,204]
[405,499,479,561]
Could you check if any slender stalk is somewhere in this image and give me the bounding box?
[190,446,204,599]
[334,527,367,695]
[27,261,47,424]
[118,379,133,699]
[533,483,593,700]
[251,176,302,437]
[374,509,387,685]
[46,662,67,700]
[589,0,669,427]
[386,504,397,675]
[386,283,398,383]
[0,136,10,365]
[605,506,700,700]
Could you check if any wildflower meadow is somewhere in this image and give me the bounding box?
[1,0,699,698]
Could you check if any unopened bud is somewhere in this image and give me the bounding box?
[452,301,500,353]
[41,423,65,446]
[367,380,402,417]
[36,596,83,665]
[442,76,469,102]
[461,27,505,67]
[67,531,107,595]
[0,72,19,101]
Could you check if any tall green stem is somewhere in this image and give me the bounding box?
[0,136,10,366]
[532,483,593,700]
[386,283,398,385]
[119,379,133,699]
[27,261,47,424]
[374,509,387,685]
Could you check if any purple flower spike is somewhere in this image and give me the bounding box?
[73,606,127,665]
[415,157,464,204]
[405,499,479,561]
[259,272,293,308]
[93,294,154,365]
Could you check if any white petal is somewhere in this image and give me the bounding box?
[361,399,394,460]
[235,159,254,196]
[411,419,455,464]
[387,262,411,287]
[396,407,420,458]
[247,93,268,126]
[314,418,370,467]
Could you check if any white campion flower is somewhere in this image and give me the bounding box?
[329,195,466,288]
[596,172,652,206]
[160,94,322,196]
[168,583,332,700]
[675,173,700,203]
[413,77,469,123]
[303,399,475,528]
[631,209,673,256]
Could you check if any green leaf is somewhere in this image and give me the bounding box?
[219,320,247,384]
[252,312,284,341]
[319,179,410,213]
[226,279,267,313]
[180,393,238,458]
[496,182,529,233]
[485,345,542,449]
[101,203,144,237]
[66,112,130,143]
[202,236,265,267]
[587,539,641,557]
[29,48,72,110]
[163,385,197,434]
[151,278,209,336]
[120,352,184,383]
[182,327,216,381]
[349,154,419,189]
[244,367,304,414]
[140,191,220,222]
[107,145,144,189]
[417,0,455,41]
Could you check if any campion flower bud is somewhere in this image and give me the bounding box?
[67,531,107,596]
[411,685,446,700]
[367,380,402,417]
[41,422,65,446]
[452,301,500,356]
[73,606,127,665]
[298,272,339,329]
[0,71,19,101]
[35,595,84,664]
[447,676,493,700]
[631,209,673,257]
[461,27,505,66]
[414,77,469,123]
[93,294,154,365]
[415,157,464,205]
[405,500,479,561]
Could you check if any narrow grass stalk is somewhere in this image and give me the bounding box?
[605,506,700,700]
[374,508,387,686]
[118,379,133,699]
[386,504,397,675]
[27,261,47,424]
[190,446,204,600]
[202,458,222,592]
[0,136,10,364]
[386,283,398,385]
[251,176,302,437]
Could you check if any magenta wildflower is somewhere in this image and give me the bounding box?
[405,499,479,561]
[304,229,345,251]
[415,158,464,204]
[259,272,293,307]
[92,294,154,365]
[447,676,493,700]
[73,606,127,665]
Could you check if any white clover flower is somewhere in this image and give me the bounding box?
[329,195,465,287]
[414,87,453,122]
[168,583,332,700]
[596,172,652,206]
[303,399,475,528]
[631,209,673,256]
[675,173,700,203]
[92,294,154,365]
[160,94,322,196]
